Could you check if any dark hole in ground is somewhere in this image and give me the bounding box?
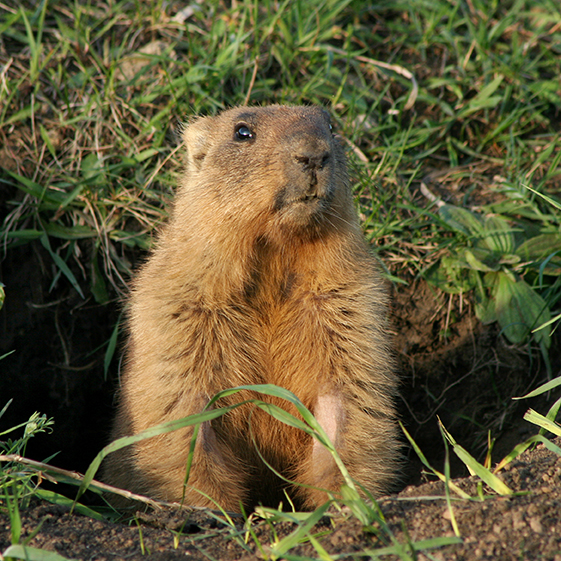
[0,234,557,500]
[392,279,556,486]
[1,243,117,476]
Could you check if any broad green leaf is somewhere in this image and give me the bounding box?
[463,248,500,272]
[481,215,515,254]
[516,234,561,265]
[474,293,497,324]
[495,283,528,343]
[80,153,105,183]
[2,544,76,561]
[425,258,477,294]
[494,272,551,347]
[498,254,521,266]
[439,204,484,237]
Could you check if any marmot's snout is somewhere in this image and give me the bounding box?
[295,145,331,198]
[281,131,335,206]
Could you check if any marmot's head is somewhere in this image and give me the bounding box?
[181,105,352,243]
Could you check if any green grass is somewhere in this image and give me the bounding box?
[2,0,559,338]
[1,0,561,558]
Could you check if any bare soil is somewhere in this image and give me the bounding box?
[1,439,560,560]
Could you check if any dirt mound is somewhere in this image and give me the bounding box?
[1,439,559,560]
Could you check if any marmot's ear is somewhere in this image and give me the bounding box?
[183,116,213,170]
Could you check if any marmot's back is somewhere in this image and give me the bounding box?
[104,105,399,511]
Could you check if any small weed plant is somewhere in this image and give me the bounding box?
[0,406,75,560]
[426,186,561,368]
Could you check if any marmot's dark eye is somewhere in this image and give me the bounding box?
[235,124,254,141]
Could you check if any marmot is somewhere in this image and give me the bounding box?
[104,105,399,511]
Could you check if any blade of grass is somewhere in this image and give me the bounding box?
[513,376,561,399]
[74,403,245,504]
[400,422,470,499]
[39,233,85,298]
[103,315,121,379]
[523,409,561,437]
[1,544,76,561]
[348,536,463,558]
[494,434,561,473]
[268,501,331,557]
[438,423,461,537]
[438,420,512,496]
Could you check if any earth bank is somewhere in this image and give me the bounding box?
[1,438,560,560]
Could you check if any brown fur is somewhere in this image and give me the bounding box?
[104,105,399,511]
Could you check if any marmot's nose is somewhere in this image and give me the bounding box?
[295,150,330,171]
[289,129,331,169]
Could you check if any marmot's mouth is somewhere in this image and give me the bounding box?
[280,194,331,228]
[288,194,327,210]
[300,193,320,202]
[291,185,335,204]
[273,182,335,216]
